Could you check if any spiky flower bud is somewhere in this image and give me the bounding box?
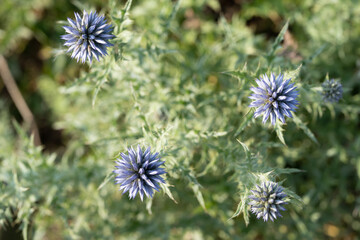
[321,79,343,103]
[248,181,287,222]
[114,145,166,201]
[61,10,115,64]
[249,73,299,125]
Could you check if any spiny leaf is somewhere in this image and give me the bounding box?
[236,139,251,160]
[231,200,242,219]
[231,190,250,226]
[98,171,114,190]
[267,20,289,63]
[284,64,302,81]
[146,197,153,215]
[191,184,206,211]
[285,189,304,210]
[124,0,133,13]
[273,168,305,175]
[222,63,254,83]
[163,0,182,31]
[22,221,28,240]
[302,43,328,66]
[92,78,107,107]
[234,108,255,137]
[161,183,178,204]
[275,121,286,146]
[180,167,206,210]
[292,114,319,145]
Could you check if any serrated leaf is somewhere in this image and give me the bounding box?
[98,171,114,190]
[161,183,178,204]
[285,189,304,210]
[292,114,319,145]
[231,200,242,219]
[191,184,206,211]
[92,78,107,107]
[275,121,286,146]
[198,155,218,177]
[242,200,250,226]
[231,191,250,226]
[163,0,182,31]
[234,108,254,137]
[284,64,302,81]
[124,0,133,13]
[302,44,327,66]
[267,20,289,63]
[146,197,153,215]
[22,221,28,240]
[273,168,304,175]
[236,139,251,160]
[222,63,254,83]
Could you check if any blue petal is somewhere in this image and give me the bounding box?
[61,34,75,41]
[272,101,278,109]
[279,102,290,109]
[99,34,115,39]
[249,100,265,108]
[274,108,285,123]
[262,108,271,123]
[67,17,78,29]
[270,111,276,125]
[63,26,79,36]
[254,104,267,118]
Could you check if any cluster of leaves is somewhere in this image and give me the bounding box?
[1,0,360,239]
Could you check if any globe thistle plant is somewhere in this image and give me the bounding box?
[61,10,115,64]
[321,79,343,103]
[248,181,287,222]
[249,73,299,125]
[114,145,166,201]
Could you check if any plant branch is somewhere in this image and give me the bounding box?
[0,55,41,146]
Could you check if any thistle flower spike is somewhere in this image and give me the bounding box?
[249,73,299,125]
[61,10,115,64]
[114,145,166,201]
[248,181,288,222]
[321,78,343,103]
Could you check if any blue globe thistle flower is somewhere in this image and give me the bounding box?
[61,10,115,64]
[114,145,166,201]
[249,73,299,125]
[321,79,343,103]
[248,181,287,222]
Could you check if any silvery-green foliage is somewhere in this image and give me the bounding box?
[1,0,360,239]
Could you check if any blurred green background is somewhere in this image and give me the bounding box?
[1,0,360,239]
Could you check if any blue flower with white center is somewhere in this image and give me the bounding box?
[321,79,343,103]
[249,73,299,125]
[61,10,115,64]
[114,145,166,201]
[248,181,287,222]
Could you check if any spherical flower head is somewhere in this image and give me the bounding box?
[249,73,299,125]
[114,145,166,201]
[321,79,343,103]
[248,181,287,222]
[61,10,115,64]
